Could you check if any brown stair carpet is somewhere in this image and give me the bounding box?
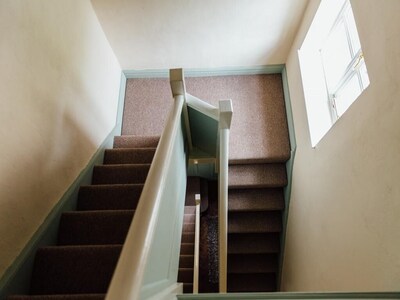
[226,161,287,292]
[177,178,201,293]
[121,75,290,293]
[9,136,159,299]
[178,206,195,293]
[122,75,290,163]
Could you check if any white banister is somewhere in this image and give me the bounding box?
[193,193,201,294]
[105,94,185,300]
[170,69,193,151]
[218,99,233,293]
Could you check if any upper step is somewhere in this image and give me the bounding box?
[113,135,159,149]
[77,184,143,211]
[228,163,287,188]
[30,245,121,295]
[104,148,156,165]
[92,164,150,185]
[58,210,134,245]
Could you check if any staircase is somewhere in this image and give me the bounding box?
[9,135,159,299]
[178,206,195,293]
[227,163,287,292]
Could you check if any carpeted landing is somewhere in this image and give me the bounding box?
[8,136,159,299]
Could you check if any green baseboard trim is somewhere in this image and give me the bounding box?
[123,65,285,79]
[116,72,127,135]
[0,127,118,299]
[177,292,400,300]
[278,66,297,289]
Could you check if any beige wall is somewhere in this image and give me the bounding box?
[0,1,121,278]
[91,0,308,70]
[282,0,400,291]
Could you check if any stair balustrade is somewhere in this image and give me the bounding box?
[105,69,232,299]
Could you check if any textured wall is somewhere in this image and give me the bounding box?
[90,0,308,70]
[282,0,400,291]
[0,0,121,278]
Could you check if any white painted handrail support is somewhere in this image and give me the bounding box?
[218,100,233,293]
[105,94,185,300]
[193,193,201,294]
[170,68,193,152]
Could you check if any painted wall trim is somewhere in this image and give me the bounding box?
[115,71,127,135]
[278,66,297,289]
[177,292,400,300]
[123,65,285,79]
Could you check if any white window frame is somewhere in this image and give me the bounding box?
[320,1,368,121]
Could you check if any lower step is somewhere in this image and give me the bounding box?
[183,283,193,293]
[178,268,194,283]
[30,245,121,295]
[227,273,276,292]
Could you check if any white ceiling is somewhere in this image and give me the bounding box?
[91,0,309,70]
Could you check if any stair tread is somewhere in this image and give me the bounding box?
[30,245,121,295]
[113,135,159,149]
[58,210,134,245]
[228,211,282,233]
[229,163,287,188]
[228,188,284,211]
[78,184,143,211]
[104,148,156,164]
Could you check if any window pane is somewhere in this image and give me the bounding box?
[335,73,361,117]
[321,20,352,91]
[359,60,370,89]
[345,5,361,54]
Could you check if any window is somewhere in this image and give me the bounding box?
[298,0,369,146]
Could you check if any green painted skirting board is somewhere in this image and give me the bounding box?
[278,67,297,289]
[123,65,285,78]
[177,292,400,300]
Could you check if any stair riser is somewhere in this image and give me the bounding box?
[30,246,121,295]
[92,165,150,185]
[104,149,156,165]
[77,184,143,211]
[180,244,194,255]
[177,268,193,283]
[228,211,282,233]
[58,211,134,245]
